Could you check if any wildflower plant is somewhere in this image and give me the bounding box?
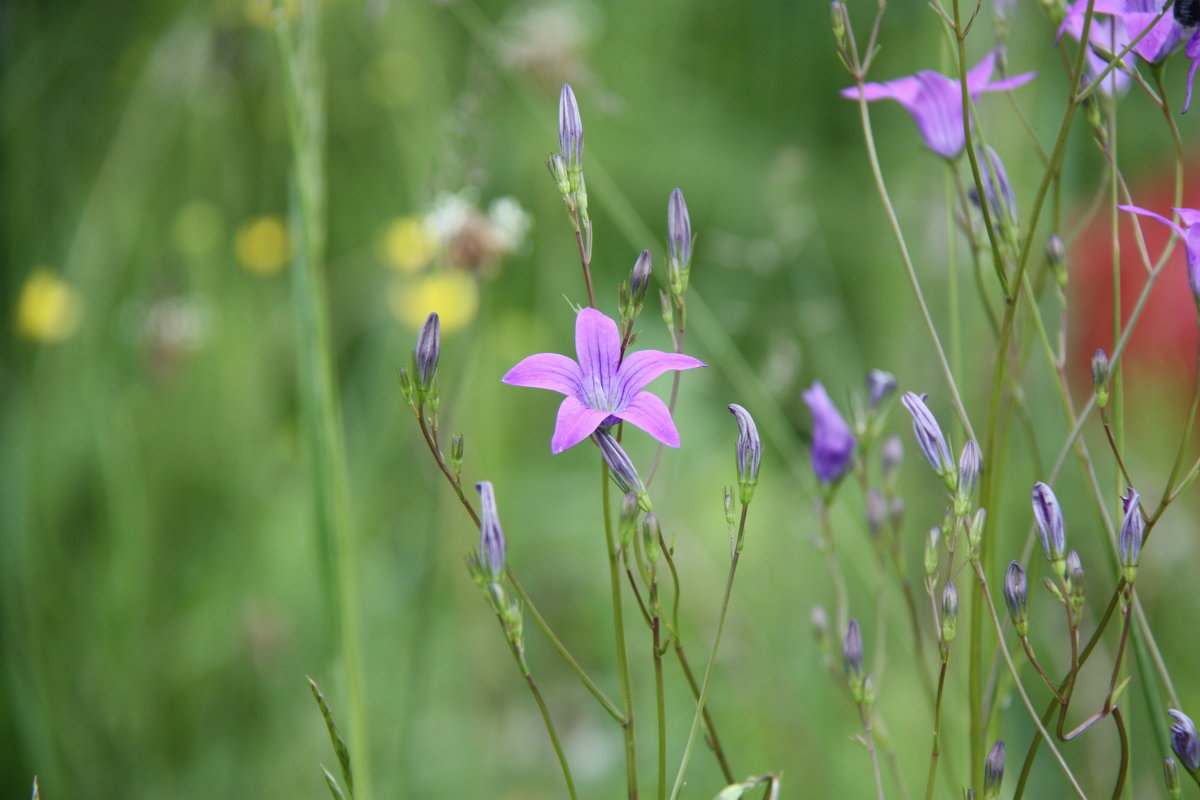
[311,0,1200,795]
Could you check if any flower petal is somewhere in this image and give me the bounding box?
[910,72,966,159]
[1119,204,1187,238]
[615,349,705,401]
[965,49,1001,89]
[1185,31,1200,112]
[574,307,621,399]
[840,75,921,107]
[551,396,610,454]
[615,391,680,448]
[1175,207,1200,228]
[502,352,582,397]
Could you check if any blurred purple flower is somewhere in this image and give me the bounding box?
[1118,204,1200,312]
[840,49,1036,158]
[1057,1,1134,96]
[1060,0,1200,109]
[503,307,704,453]
[803,382,856,483]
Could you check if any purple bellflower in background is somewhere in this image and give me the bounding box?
[803,382,855,484]
[1057,2,1134,97]
[840,49,1036,159]
[503,307,705,453]
[1060,0,1200,110]
[1119,204,1200,315]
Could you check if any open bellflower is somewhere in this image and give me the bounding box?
[503,307,705,453]
[1118,205,1200,315]
[840,49,1035,159]
[803,382,855,483]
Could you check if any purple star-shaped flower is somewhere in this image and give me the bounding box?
[503,307,705,454]
[840,49,1036,159]
[1118,203,1200,312]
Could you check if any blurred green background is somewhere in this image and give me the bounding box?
[5,0,1200,797]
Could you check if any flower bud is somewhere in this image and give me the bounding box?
[881,434,903,481]
[1004,560,1029,636]
[972,146,1018,227]
[414,312,440,394]
[1165,755,1182,798]
[619,492,640,548]
[728,404,762,504]
[867,369,897,409]
[889,497,905,530]
[983,740,1005,800]
[941,581,958,644]
[723,486,735,528]
[1092,348,1110,408]
[1046,233,1068,287]
[667,188,693,296]
[866,489,886,537]
[843,619,865,701]
[901,392,955,482]
[924,526,941,577]
[546,153,570,197]
[1031,481,1066,575]
[476,481,507,583]
[642,512,661,564]
[593,429,649,510]
[1118,487,1143,583]
[1170,710,1200,773]
[830,1,847,51]
[450,434,464,474]
[660,289,674,329]
[1065,550,1085,611]
[630,249,652,305]
[558,84,583,169]
[956,440,981,514]
[967,508,986,555]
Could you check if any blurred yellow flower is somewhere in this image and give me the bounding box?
[16,268,83,343]
[389,271,479,333]
[235,216,290,275]
[383,216,438,274]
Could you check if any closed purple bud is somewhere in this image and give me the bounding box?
[973,145,1018,225]
[630,249,652,304]
[593,429,648,508]
[882,434,903,479]
[1119,487,1143,581]
[867,369,897,409]
[941,581,958,643]
[1004,560,1028,635]
[728,404,762,503]
[958,440,981,499]
[1170,710,1200,772]
[984,740,1005,799]
[1031,481,1066,569]
[901,392,954,478]
[415,312,440,387]
[667,188,693,294]
[803,382,856,484]
[558,84,583,167]
[1066,550,1084,609]
[843,619,864,696]
[476,481,506,582]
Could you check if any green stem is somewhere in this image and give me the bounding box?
[922,661,949,800]
[668,504,749,800]
[603,462,639,799]
[860,702,888,800]
[507,638,578,800]
[652,578,666,800]
[275,5,370,794]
